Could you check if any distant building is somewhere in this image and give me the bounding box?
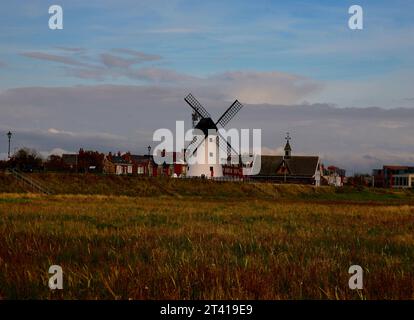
[321,165,346,187]
[252,155,320,184]
[130,154,156,176]
[392,173,414,189]
[103,150,187,177]
[247,134,321,185]
[103,153,133,175]
[372,168,385,188]
[373,165,414,188]
[154,150,187,177]
[62,154,78,170]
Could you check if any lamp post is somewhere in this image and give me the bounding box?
[7,131,12,158]
[147,145,152,177]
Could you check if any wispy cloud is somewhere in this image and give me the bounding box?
[55,46,86,53]
[144,27,201,34]
[100,53,138,68]
[21,52,90,67]
[20,48,322,104]
[128,67,197,83]
[111,49,162,61]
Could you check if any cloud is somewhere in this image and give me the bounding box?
[129,67,198,83]
[46,127,126,142]
[144,28,200,34]
[101,50,162,69]
[21,48,168,83]
[39,148,72,159]
[65,66,321,104]
[111,49,162,61]
[0,126,136,158]
[48,128,75,136]
[55,47,86,53]
[209,71,323,105]
[1,84,414,172]
[21,52,89,67]
[101,53,138,68]
[62,67,108,80]
[19,49,322,104]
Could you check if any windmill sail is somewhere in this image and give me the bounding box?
[186,134,206,156]
[184,93,211,119]
[216,100,243,127]
[217,131,239,157]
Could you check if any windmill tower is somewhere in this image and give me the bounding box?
[184,93,243,178]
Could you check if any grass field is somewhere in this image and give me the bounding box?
[0,180,413,299]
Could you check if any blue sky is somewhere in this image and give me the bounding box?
[1,1,414,172]
[2,1,414,94]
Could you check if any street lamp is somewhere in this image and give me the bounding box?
[7,131,12,158]
[147,145,152,177]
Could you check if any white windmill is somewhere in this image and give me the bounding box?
[184,93,243,178]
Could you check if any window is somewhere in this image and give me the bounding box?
[209,137,213,142]
[209,152,214,157]
[137,166,144,174]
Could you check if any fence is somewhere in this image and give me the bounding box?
[7,168,53,195]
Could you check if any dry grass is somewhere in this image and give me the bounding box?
[0,192,413,300]
[1,172,414,202]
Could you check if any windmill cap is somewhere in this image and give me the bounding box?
[194,117,218,136]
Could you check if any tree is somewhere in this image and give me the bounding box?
[77,149,104,173]
[0,160,8,171]
[9,148,43,172]
[346,173,372,188]
[44,154,67,172]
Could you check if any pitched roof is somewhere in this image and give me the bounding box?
[284,141,292,151]
[258,156,284,176]
[110,156,132,165]
[131,155,151,163]
[257,155,319,177]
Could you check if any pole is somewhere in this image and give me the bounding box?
[7,131,12,158]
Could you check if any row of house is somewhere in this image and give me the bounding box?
[63,151,187,177]
[59,137,346,187]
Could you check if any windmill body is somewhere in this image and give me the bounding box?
[187,118,223,178]
[184,94,243,179]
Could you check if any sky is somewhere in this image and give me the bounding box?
[1,0,414,173]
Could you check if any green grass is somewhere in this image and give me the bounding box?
[0,197,31,204]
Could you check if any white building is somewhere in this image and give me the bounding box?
[186,118,223,178]
[392,174,414,188]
